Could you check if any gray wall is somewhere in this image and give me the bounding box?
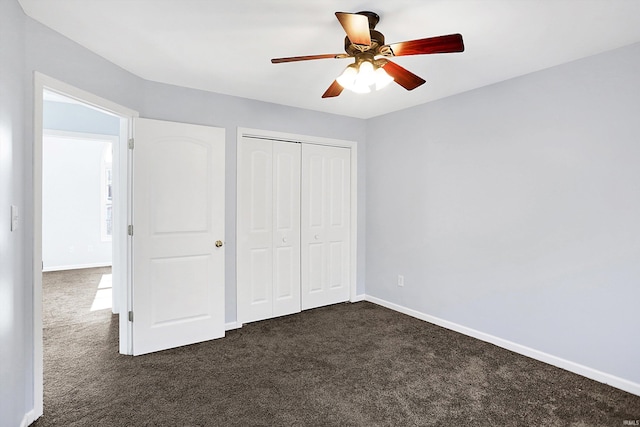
[365,42,640,385]
[0,0,28,426]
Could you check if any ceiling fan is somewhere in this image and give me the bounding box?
[271,11,465,98]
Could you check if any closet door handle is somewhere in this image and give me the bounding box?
[314,235,320,240]
[282,237,287,243]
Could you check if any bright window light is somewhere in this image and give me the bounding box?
[90,273,112,311]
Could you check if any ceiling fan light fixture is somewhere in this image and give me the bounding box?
[336,64,358,89]
[337,59,394,94]
[374,67,394,91]
[356,60,376,86]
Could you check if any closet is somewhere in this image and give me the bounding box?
[237,134,351,324]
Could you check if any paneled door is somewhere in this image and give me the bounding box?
[237,137,301,323]
[132,118,225,355]
[301,144,351,310]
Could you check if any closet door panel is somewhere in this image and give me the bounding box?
[301,144,350,310]
[272,142,301,317]
[307,242,325,293]
[237,139,273,323]
[327,154,351,293]
[329,241,345,289]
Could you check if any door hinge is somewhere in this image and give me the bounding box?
[128,311,133,322]
[128,225,134,236]
[128,138,134,149]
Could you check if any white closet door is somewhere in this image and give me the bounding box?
[301,144,351,310]
[272,142,301,317]
[237,138,273,323]
[237,138,300,323]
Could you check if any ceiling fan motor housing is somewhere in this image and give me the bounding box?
[344,30,385,55]
[343,11,385,55]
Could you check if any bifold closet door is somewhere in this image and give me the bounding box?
[301,144,351,310]
[237,138,301,323]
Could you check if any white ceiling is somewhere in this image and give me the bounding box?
[19,0,640,119]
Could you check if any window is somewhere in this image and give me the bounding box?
[101,144,113,241]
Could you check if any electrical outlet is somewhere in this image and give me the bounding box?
[398,275,404,287]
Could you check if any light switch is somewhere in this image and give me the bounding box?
[11,205,18,231]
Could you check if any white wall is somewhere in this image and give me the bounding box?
[42,135,113,270]
[365,43,640,388]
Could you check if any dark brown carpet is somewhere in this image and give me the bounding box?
[33,268,639,426]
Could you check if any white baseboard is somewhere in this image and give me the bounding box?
[350,294,366,303]
[225,321,242,331]
[43,262,112,272]
[21,410,37,427]
[365,295,640,397]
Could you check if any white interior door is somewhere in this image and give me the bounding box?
[237,137,300,323]
[132,118,225,355]
[301,144,351,310]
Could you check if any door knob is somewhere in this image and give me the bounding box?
[282,237,287,243]
[314,235,320,240]
[215,240,223,247]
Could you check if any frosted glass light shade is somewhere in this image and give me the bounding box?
[357,61,375,86]
[374,68,394,90]
[335,60,394,94]
[336,65,357,89]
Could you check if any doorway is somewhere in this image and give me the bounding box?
[42,124,117,333]
[41,114,118,273]
[33,73,139,419]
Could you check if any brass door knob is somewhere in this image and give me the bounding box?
[215,240,223,247]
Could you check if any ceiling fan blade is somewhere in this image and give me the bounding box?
[335,12,371,46]
[322,80,344,98]
[271,53,346,64]
[387,33,464,56]
[381,61,426,91]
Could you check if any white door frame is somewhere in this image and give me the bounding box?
[236,127,359,306]
[32,72,139,418]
